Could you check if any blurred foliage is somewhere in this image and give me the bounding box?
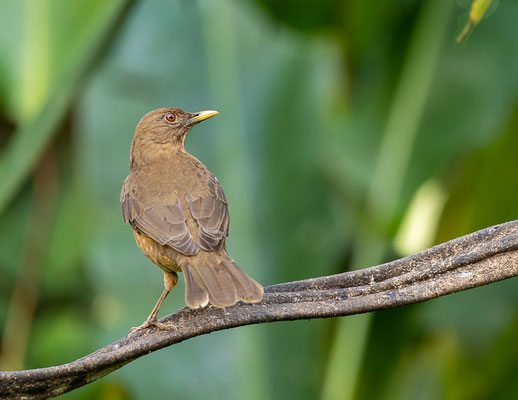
[457,0,496,43]
[1,0,518,399]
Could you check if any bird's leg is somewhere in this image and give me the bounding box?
[130,270,178,333]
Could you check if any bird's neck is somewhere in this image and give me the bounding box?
[129,137,187,170]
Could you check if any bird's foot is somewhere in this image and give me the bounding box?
[129,317,176,335]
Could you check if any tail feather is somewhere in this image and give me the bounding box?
[191,264,237,307]
[186,256,263,308]
[223,260,263,302]
[181,265,209,308]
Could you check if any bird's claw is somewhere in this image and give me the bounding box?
[129,318,176,335]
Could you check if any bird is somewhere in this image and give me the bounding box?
[120,107,264,332]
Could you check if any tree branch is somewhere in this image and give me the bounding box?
[2,220,518,399]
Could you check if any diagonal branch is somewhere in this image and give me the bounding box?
[1,220,518,399]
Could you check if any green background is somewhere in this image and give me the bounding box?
[1,0,518,399]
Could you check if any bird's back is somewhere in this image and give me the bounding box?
[126,151,215,200]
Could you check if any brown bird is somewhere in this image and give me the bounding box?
[121,107,263,331]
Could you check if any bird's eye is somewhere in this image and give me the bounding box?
[165,112,176,122]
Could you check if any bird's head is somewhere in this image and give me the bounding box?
[134,107,219,147]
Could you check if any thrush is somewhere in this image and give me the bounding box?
[121,107,263,331]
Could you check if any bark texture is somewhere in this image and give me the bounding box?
[1,220,518,399]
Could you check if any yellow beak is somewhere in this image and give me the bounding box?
[188,110,219,125]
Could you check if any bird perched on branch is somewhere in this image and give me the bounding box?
[121,107,263,332]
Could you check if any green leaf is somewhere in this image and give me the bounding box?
[457,0,496,43]
[0,0,129,215]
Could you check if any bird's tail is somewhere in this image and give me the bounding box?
[181,254,263,309]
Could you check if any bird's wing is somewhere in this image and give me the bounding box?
[121,180,199,256]
[186,176,229,252]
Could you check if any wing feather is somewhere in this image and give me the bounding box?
[187,176,229,251]
[121,182,199,256]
